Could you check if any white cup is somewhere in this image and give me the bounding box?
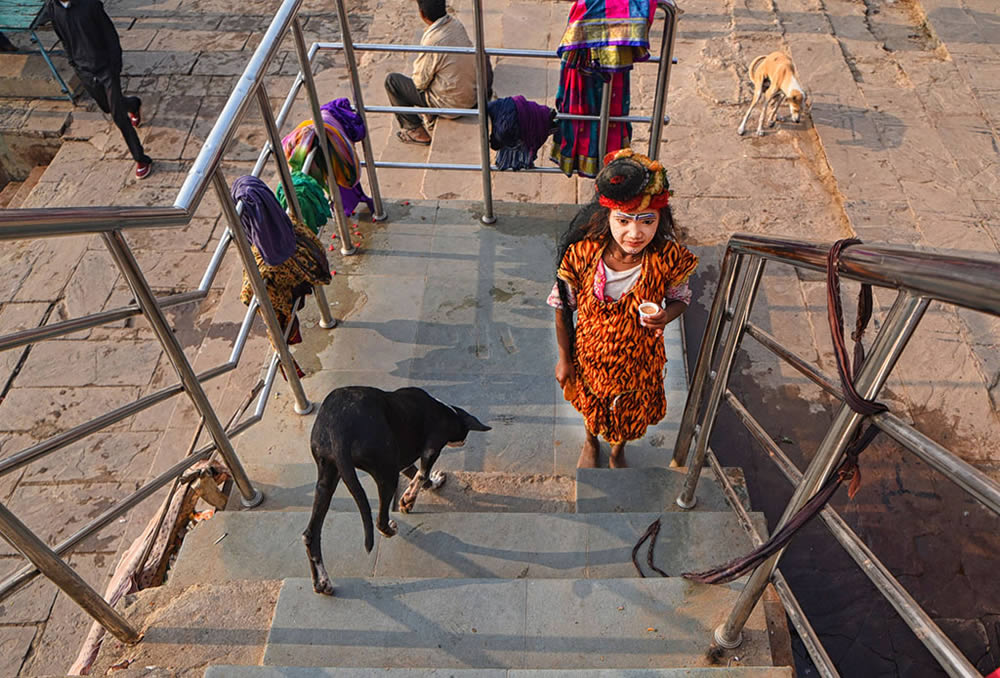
[638,301,660,319]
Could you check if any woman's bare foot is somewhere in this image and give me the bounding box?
[610,443,628,468]
[577,431,600,468]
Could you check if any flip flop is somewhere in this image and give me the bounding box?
[397,129,431,146]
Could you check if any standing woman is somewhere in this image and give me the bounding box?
[549,150,697,468]
[551,0,659,177]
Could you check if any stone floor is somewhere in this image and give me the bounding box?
[0,0,998,674]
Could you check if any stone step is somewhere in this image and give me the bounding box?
[0,180,24,208]
[231,463,575,513]
[575,467,744,514]
[207,667,794,677]
[9,165,47,208]
[167,510,765,588]
[261,577,774,669]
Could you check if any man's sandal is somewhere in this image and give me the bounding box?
[396,129,431,146]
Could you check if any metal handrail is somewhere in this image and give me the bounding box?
[674,233,998,677]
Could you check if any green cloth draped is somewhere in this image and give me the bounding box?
[276,171,332,235]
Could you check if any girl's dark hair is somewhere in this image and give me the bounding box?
[555,201,677,360]
[417,0,447,22]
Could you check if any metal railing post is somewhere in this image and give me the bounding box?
[647,0,678,159]
[676,255,765,509]
[472,0,495,224]
[256,84,338,330]
[331,0,386,221]
[100,230,264,508]
[598,79,612,162]
[211,170,315,416]
[673,248,738,466]
[0,503,141,643]
[291,18,356,255]
[715,291,930,649]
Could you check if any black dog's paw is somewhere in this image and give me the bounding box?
[399,492,417,513]
[378,519,398,537]
[313,578,335,596]
[425,470,447,491]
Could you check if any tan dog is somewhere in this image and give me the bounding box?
[738,52,806,136]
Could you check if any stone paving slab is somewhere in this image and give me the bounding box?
[575,468,732,514]
[167,510,763,588]
[207,668,794,677]
[263,577,772,669]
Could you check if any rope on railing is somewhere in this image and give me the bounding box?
[677,239,887,585]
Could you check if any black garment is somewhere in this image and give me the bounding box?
[48,0,149,164]
[79,71,149,164]
[46,0,122,76]
[384,69,495,130]
[384,72,430,130]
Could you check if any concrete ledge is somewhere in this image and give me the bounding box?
[208,667,794,677]
[575,467,736,513]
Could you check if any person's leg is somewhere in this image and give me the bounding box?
[577,428,600,468]
[384,72,430,142]
[80,72,111,114]
[609,441,627,468]
[101,72,151,165]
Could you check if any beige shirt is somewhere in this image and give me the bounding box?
[412,15,479,116]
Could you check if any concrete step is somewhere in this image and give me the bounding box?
[232,463,575,513]
[0,180,24,208]
[576,467,744,514]
[261,577,774,669]
[167,510,765,588]
[207,667,794,677]
[9,165,47,208]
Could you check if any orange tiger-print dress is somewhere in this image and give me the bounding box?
[558,238,698,443]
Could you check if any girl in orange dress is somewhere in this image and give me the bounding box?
[549,149,698,468]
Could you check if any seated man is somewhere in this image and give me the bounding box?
[385,0,492,145]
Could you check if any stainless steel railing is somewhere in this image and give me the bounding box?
[675,233,1000,677]
[317,0,679,223]
[0,0,681,648]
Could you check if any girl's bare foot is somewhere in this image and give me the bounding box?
[610,443,628,468]
[577,432,600,468]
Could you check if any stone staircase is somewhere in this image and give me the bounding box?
[88,200,793,676]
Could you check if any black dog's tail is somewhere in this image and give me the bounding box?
[339,463,375,552]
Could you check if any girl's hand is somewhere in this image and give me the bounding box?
[639,301,669,338]
[555,357,575,387]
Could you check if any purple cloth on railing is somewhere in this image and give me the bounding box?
[513,95,556,158]
[231,175,296,265]
[321,98,366,142]
[318,98,375,216]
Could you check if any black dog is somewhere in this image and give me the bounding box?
[304,386,490,595]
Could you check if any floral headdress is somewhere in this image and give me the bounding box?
[595,148,670,212]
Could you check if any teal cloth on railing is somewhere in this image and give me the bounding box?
[276,171,331,236]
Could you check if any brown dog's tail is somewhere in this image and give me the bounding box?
[340,463,375,552]
[747,54,767,82]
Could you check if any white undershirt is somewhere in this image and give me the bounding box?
[603,262,642,301]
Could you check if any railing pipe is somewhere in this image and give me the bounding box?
[744,322,1000,517]
[647,0,678,159]
[724,391,979,677]
[363,104,668,125]
[102,230,264,508]
[292,17,355,255]
[702,447,839,677]
[175,0,305,212]
[0,290,203,352]
[677,255,765,508]
[316,42,677,61]
[211,170,313,417]
[673,248,738,465]
[728,234,1000,316]
[716,291,930,649]
[471,0,495,224]
[597,79,612,162]
[0,502,141,643]
[331,0,386,221]
[0,445,213,601]
[0,362,233,478]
